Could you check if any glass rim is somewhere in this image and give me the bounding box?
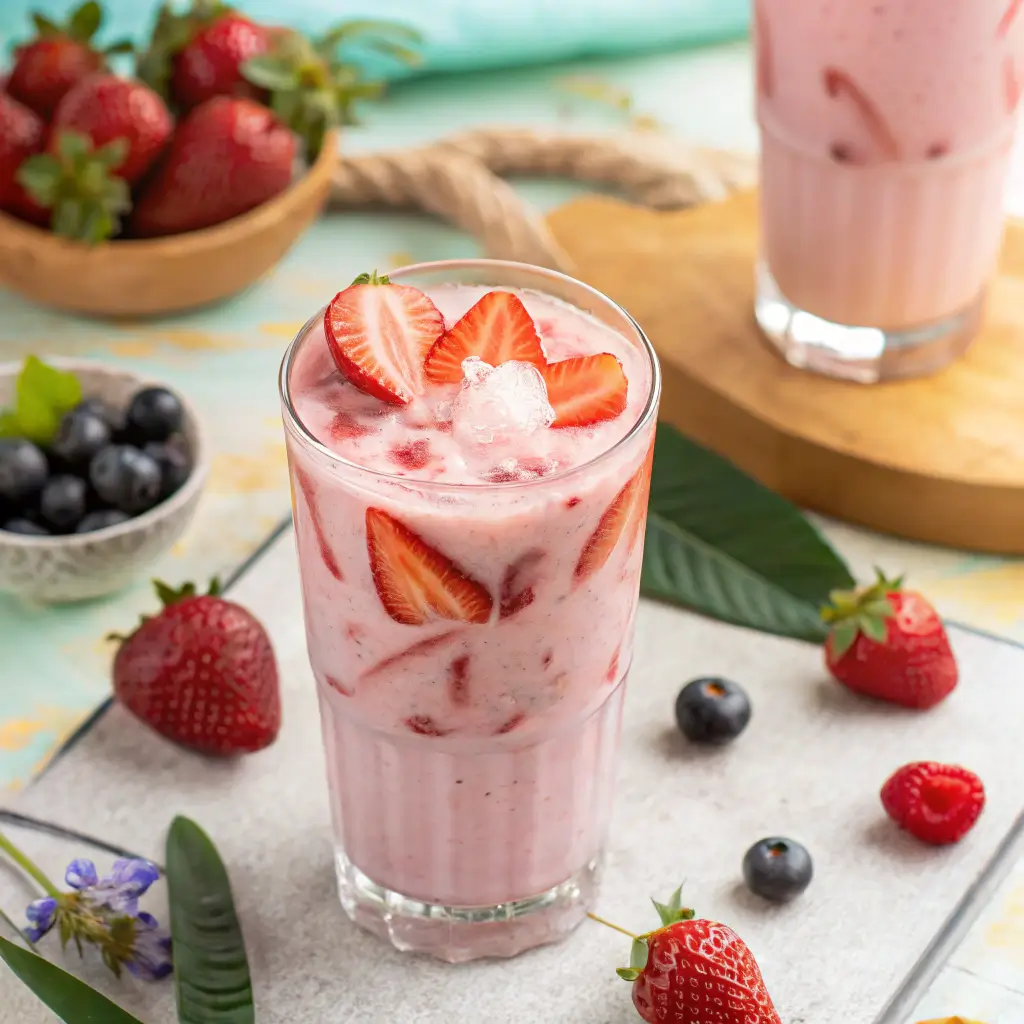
[277,258,661,494]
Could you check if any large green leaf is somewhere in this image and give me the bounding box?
[0,936,146,1024]
[641,424,854,642]
[166,818,254,1024]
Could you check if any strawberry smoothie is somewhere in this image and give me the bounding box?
[279,261,659,961]
[754,0,1024,380]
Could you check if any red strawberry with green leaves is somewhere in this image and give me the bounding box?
[822,570,957,709]
[324,271,446,405]
[137,0,271,109]
[0,93,49,227]
[112,579,281,756]
[17,74,172,243]
[7,1,133,119]
[614,888,782,1024]
[129,96,295,238]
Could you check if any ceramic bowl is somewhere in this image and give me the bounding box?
[0,358,208,603]
[0,131,339,318]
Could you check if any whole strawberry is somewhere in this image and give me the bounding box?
[616,888,781,1024]
[112,579,281,756]
[6,1,130,119]
[17,74,173,243]
[130,96,295,237]
[822,570,957,709]
[881,761,985,845]
[0,93,49,227]
[138,2,272,108]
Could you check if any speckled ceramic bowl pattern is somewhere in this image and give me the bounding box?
[0,359,208,603]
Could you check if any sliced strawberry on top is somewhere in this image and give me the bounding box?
[366,507,493,625]
[541,353,628,428]
[423,291,546,384]
[574,459,649,584]
[325,271,446,405]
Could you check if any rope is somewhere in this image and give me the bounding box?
[330,127,756,271]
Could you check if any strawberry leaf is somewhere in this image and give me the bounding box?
[30,13,61,36]
[629,937,649,970]
[0,938,147,1024]
[240,55,298,90]
[104,38,135,55]
[68,0,102,41]
[828,619,859,659]
[641,424,855,643]
[616,967,642,981]
[859,614,889,643]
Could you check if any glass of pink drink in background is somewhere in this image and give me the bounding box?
[754,0,1024,381]
[279,260,659,962]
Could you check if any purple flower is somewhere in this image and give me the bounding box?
[65,859,98,890]
[124,913,172,981]
[91,859,161,916]
[24,897,57,943]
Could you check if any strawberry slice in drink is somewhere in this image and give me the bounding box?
[423,291,546,384]
[541,353,628,428]
[574,458,650,583]
[324,271,446,405]
[366,507,494,625]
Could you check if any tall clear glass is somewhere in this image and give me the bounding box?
[754,0,1024,382]
[279,260,660,962]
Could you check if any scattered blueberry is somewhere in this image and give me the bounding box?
[742,837,813,902]
[0,438,49,503]
[126,387,184,443]
[89,445,162,514]
[39,475,89,533]
[675,677,752,744]
[2,517,50,536]
[76,508,130,534]
[75,397,125,433]
[50,408,111,468]
[144,438,192,500]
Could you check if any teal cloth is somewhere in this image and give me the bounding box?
[1,0,750,82]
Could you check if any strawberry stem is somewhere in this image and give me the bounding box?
[587,912,638,939]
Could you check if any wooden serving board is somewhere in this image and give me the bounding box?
[547,189,1024,554]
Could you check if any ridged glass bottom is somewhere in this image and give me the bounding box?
[755,262,985,383]
[336,850,601,962]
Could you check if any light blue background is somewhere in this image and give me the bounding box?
[1,0,750,81]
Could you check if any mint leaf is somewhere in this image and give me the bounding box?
[4,357,83,444]
[0,412,20,438]
[20,356,81,416]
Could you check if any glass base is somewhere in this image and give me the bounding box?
[755,263,985,383]
[335,850,601,963]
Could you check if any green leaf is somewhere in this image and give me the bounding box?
[56,131,90,164]
[616,967,642,981]
[859,614,889,644]
[828,619,858,659]
[104,38,135,54]
[15,155,61,206]
[320,19,423,49]
[0,937,147,1024]
[641,425,855,642]
[96,138,130,171]
[68,0,102,40]
[20,356,81,415]
[31,12,61,35]
[240,55,299,90]
[166,817,254,1024]
[0,412,20,438]
[629,937,649,970]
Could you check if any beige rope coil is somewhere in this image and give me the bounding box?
[330,127,756,273]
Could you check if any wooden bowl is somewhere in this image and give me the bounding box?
[0,131,339,318]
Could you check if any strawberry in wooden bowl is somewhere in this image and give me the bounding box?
[0,1,420,317]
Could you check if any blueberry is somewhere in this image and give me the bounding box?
[675,677,751,744]
[39,474,89,532]
[126,387,183,443]
[742,837,813,902]
[143,437,192,499]
[0,438,49,503]
[89,445,162,514]
[76,508,130,534]
[2,517,49,536]
[75,397,125,432]
[50,408,111,468]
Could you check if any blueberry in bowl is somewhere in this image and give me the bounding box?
[0,358,208,603]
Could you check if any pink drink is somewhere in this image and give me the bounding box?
[755,0,1024,380]
[279,261,659,961]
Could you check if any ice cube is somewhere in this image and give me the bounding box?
[450,358,555,448]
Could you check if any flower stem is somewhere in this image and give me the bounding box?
[0,907,36,950]
[587,912,638,939]
[0,829,59,897]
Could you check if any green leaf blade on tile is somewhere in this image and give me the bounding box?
[166,816,254,1024]
[641,424,854,642]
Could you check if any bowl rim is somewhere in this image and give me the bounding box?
[0,128,340,257]
[0,356,209,548]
